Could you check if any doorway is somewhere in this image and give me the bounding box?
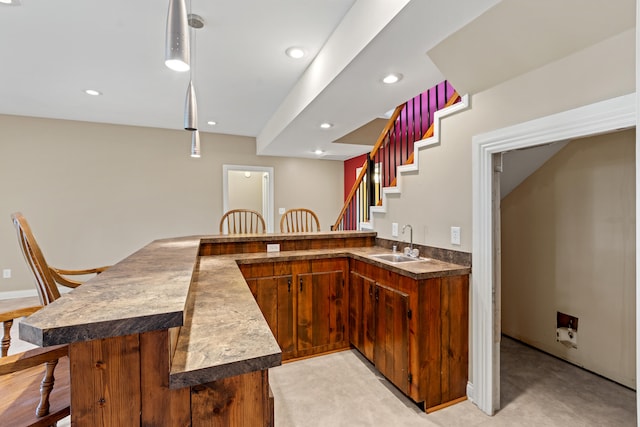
[470,93,636,415]
[222,165,275,232]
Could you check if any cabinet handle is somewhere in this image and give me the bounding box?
[375,287,379,302]
[368,284,373,297]
[288,279,291,293]
[299,278,303,292]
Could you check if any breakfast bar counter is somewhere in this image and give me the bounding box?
[20,235,284,426]
[19,230,470,424]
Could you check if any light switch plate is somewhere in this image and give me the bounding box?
[2,269,10,279]
[450,226,461,245]
[391,223,398,237]
[267,244,280,252]
[278,208,286,215]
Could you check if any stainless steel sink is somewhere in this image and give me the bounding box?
[371,253,426,263]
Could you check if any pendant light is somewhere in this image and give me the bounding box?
[190,130,201,158]
[165,0,190,72]
[184,13,202,132]
[184,80,197,131]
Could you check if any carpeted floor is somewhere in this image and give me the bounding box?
[269,336,636,426]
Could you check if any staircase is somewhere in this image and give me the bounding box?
[332,81,468,231]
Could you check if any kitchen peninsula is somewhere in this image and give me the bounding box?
[19,231,470,425]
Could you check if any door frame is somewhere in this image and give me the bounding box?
[470,93,636,415]
[222,164,275,232]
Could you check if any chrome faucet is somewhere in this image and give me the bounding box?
[402,224,417,257]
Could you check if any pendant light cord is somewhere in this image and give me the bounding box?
[189,0,195,84]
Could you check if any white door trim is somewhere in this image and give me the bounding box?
[222,165,275,232]
[470,93,636,415]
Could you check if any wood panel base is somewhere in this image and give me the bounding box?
[69,331,273,426]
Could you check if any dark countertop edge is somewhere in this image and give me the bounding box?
[19,311,184,347]
[169,351,282,390]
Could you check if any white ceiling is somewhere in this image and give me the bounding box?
[2,0,631,162]
[0,0,498,161]
[429,0,636,95]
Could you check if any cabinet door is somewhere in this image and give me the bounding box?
[276,276,295,359]
[362,279,376,361]
[349,271,382,363]
[348,271,362,350]
[297,270,346,356]
[247,275,295,360]
[374,283,410,395]
[246,277,278,335]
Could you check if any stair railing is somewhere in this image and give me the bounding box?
[331,105,403,231]
[332,82,460,231]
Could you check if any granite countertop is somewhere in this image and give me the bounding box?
[19,232,469,389]
[169,255,281,389]
[19,236,201,347]
[231,246,470,280]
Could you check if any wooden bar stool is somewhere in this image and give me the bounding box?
[280,208,320,232]
[220,209,266,234]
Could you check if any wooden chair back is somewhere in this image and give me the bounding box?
[219,209,266,234]
[11,213,60,305]
[7,213,106,425]
[280,208,321,233]
[11,212,109,306]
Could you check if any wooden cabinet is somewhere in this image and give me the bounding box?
[373,283,410,395]
[297,268,347,357]
[245,274,295,359]
[349,259,469,413]
[242,255,469,413]
[348,271,374,360]
[349,271,410,395]
[240,258,349,361]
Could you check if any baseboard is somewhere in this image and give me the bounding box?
[466,381,474,404]
[0,289,38,300]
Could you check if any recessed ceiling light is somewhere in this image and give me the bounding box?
[314,149,324,155]
[285,47,305,59]
[320,122,332,129]
[382,73,403,84]
[84,89,102,96]
[207,120,217,126]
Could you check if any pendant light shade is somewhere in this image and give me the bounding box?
[184,80,198,131]
[165,0,190,72]
[191,130,201,158]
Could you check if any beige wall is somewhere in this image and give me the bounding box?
[368,28,635,386]
[501,130,636,388]
[373,29,635,252]
[228,170,263,214]
[0,116,343,293]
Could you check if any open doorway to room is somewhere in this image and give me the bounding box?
[470,93,637,416]
[222,165,275,232]
[497,134,636,423]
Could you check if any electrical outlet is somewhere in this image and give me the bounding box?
[450,227,461,245]
[266,244,280,252]
[391,222,398,237]
[2,269,11,279]
[278,208,286,215]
